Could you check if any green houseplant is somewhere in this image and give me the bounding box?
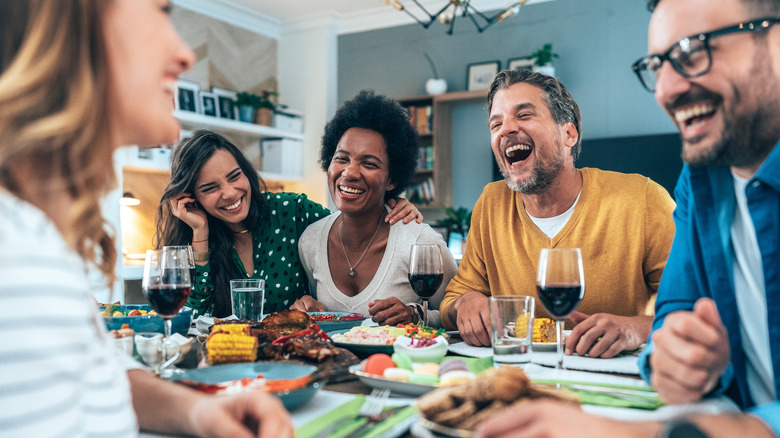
[235,91,261,123]
[255,90,279,126]
[531,43,558,66]
[435,206,472,239]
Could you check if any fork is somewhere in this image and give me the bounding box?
[313,388,390,438]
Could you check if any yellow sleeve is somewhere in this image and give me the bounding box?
[641,179,676,312]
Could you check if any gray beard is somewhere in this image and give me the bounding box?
[502,159,562,194]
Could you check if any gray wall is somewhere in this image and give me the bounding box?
[338,0,679,213]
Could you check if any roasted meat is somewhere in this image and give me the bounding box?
[257,309,314,334]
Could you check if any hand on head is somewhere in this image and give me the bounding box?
[649,297,730,405]
[453,292,491,346]
[565,311,651,358]
[368,297,417,325]
[169,193,208,232]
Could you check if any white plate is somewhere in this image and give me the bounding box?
[533,329,571,351]
[349,364,437,397]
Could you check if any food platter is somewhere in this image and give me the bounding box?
[308,312,367,332]
[327,328,397,355]
[171,362,320,410]
[533,329,572,351]
[349,364,436,397]
[101,304,193,336]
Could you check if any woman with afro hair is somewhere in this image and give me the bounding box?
[291,90,456,327]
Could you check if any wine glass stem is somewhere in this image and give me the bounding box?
[555,320,565,369]
[163,318,173,362]
[422,300,428,326]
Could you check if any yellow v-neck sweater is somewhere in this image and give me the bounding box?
[440,168,676,330]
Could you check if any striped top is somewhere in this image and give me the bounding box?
[0,189,139,437]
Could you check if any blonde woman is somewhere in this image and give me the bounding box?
[0,1,292,437]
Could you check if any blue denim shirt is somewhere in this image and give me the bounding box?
[639,142,780,433]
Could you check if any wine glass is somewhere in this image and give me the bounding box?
[536,248,585,370]
[408,244,444,327]
[164,245,195,284]
[142,248,192,378]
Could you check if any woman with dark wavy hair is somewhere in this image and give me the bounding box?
[291,90,456,327]
[156,129,422,318]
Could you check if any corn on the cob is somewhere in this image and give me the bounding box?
[533,318,557,343]
[211,323,251,336]
[206,332,258,364]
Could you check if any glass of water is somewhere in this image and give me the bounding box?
[489,295,535,367]
[230,279,265,320]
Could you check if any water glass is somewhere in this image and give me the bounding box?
[489,295,535,366]
[230,279,265,320]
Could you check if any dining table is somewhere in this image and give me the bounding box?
[138,322,740,438]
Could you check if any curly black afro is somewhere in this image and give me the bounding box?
[320,90,420,200]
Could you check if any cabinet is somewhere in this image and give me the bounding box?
[397,89,487,209]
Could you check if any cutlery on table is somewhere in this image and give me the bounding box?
[312,388,390,438]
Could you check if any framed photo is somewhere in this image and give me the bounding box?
[199,91,218,117]
[467,61,500,91]
[211,87,237,120]
[508,56,535,72]
[175,80,200,113]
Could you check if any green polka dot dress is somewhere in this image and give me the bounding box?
[187,192,330,318]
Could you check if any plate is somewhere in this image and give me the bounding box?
[328,328,395,355]
[533,329,572,351]
[418,417,471,438]
[171,362,320,410]
[101,305,193,336]
[349,364,436,397]
[308,312,367,332]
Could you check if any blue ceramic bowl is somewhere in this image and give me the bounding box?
[101,304,193,336]
[171,362,321,410]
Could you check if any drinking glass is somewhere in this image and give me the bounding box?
[408,244,444,326]
[164,245,195,284]
[142,248,192,378]
[536,248,584,369]
[230,279,265,320]
[489,295,535,367]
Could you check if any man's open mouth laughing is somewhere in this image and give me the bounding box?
[503,138,534,168]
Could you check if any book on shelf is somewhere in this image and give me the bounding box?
[405,177,436,204]
[404,104,433,135]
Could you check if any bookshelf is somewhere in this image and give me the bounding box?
[397,89,487,209]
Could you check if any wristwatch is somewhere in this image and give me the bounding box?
[659,419,709,438]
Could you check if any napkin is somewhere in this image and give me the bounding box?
[296,396,417,438]
[447,342,640,375]
[533,379,663,410]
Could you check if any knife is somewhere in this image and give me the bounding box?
[340,405,408,438]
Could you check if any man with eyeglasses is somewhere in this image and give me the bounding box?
[474,0,779,436]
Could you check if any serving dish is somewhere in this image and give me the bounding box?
[171,362,320,410]
[328,328,396,355]
[102,304,193,336]
[308,312,367,332]
[349,364,436,397]
[418,417,471,438]
[533,329,571,351]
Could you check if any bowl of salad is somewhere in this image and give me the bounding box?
[393,324,448,363]
[100,304,193,336]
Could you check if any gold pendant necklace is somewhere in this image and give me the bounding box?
[338,214,383,278]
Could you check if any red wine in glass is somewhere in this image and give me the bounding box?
[146,284,191,317]
[536,248,585,370]
[536,283,582,319]
[409,244,444,326]
[408,273,443,299]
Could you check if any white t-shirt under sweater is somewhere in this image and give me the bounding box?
[0,188,139,437]
[299,211,457,327]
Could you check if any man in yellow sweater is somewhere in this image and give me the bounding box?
[440,70,676,358]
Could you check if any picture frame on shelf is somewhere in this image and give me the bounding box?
[467,60,500,91]
[199,91,218,117]
[175,80,200,113]
[508,56,535,72]
[211,87,237,120]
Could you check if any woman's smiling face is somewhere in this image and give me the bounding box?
[327,127,395,216]
[193,148,252,230]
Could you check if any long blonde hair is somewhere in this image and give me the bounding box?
[0,0,117,285]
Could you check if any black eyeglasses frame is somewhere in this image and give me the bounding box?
[631,16,780,92]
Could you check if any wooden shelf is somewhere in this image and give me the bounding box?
[397,89,488,209]
[174,110,304,142]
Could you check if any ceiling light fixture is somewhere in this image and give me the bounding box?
[120,192,140,206]
[382,0,528,34]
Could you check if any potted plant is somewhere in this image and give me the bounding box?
[531,43,558,76]
[434,206,472,253]
[235,91,261,123]
[255,90,279,126]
